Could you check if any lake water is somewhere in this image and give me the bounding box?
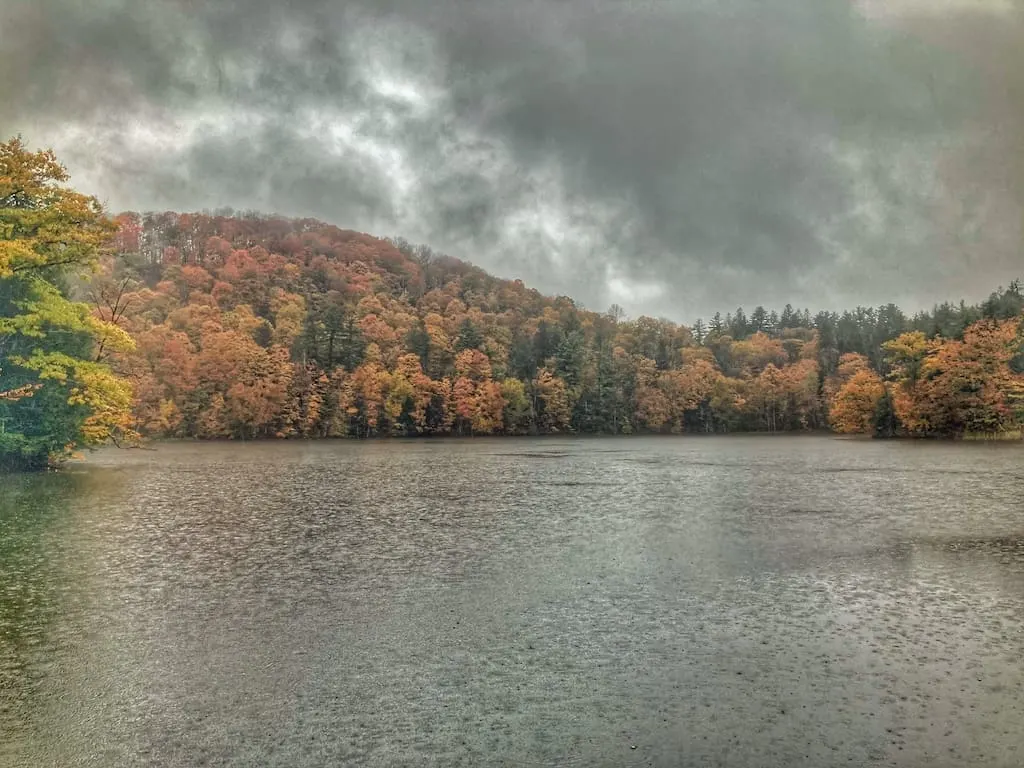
[1,436,1023,767]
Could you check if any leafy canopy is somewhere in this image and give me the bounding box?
[0,137,134,470]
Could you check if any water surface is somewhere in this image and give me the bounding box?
[2,436,1023,766]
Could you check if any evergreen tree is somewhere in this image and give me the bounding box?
[454,317,483,351]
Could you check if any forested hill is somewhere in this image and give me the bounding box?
[99,211,1024,440]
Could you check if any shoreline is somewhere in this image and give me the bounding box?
[120,429,1024,445]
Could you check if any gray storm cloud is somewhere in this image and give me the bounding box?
[1,0,1021,320]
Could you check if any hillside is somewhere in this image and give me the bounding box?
[87,211,1023,441]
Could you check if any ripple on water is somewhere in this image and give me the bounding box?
[1,435,1023,767]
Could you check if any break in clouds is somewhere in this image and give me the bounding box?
[1,0,1022,320]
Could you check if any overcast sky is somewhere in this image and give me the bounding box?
[2,0,1022,320]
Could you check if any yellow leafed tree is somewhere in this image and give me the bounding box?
[1,137,136,470]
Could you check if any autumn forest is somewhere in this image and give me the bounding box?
[2,139,1024,470]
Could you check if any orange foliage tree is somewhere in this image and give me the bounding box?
[829,370,886,434]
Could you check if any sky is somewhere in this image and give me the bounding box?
[1,0,1022,321]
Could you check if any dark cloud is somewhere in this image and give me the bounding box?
[1,0,1021,319]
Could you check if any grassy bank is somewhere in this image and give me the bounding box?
[961,429,1023,442]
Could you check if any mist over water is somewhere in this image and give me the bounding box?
[2,436,1023,767]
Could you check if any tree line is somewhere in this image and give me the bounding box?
[2,138,1022,469]
[100,211,1023,442]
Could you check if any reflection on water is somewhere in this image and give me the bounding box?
[1,436,1023,767]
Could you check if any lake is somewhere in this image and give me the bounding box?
[1,436,1023,767]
